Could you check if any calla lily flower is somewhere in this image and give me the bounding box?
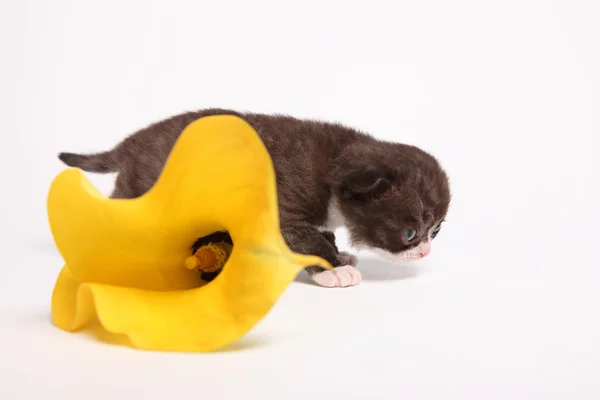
[48,115,331,352]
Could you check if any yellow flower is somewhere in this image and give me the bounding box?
[48,115,331,352]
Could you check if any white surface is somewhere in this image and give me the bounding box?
[1,0,599,398]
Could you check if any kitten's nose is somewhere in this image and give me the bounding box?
[420,244,431,257]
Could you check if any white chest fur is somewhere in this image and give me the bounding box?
[320,198,346,231]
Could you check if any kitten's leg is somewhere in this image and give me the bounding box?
[281,224,361,288]
[110,167,156,199]
[319,230,358,267]
[319,230,338,251]
[110,172,137,199]
[110,173,129,199]
[338,251,358,267]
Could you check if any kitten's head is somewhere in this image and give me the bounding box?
[329,142,450,263]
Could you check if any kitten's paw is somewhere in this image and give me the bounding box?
[338,251,358,267]
[311,265,362,288]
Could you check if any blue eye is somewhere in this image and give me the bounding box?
[403,229,417,241]
[431,223,442,239]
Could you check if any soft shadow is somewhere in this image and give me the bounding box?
[294,256,421,285]
[83,317,270,353]
[294,270,316,285]
[359,257,421,281]
[31,239,60,255]
[213,335,270,353]
[14,304,267,355]
[6,310,53,327]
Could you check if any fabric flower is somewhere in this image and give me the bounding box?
[48,115,330,352]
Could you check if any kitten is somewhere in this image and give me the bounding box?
[58,109,451,288]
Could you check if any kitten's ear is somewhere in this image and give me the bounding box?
[338,167,391,200]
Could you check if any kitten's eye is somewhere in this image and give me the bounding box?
[403,229,417,241]
[431,224,442,239]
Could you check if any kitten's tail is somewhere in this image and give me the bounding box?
[57,150,118,173]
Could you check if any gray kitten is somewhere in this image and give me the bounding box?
[59,109,451,288]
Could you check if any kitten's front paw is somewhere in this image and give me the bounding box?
[311,265,362,288]
[338,251,358,267]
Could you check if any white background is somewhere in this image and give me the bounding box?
[1,0,599,398]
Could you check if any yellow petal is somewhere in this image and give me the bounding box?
[52,246,313,352]
[48,115,331,351]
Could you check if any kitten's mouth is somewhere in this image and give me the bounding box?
[372,248,428,265]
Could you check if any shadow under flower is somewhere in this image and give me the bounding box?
[295,256,422,286]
